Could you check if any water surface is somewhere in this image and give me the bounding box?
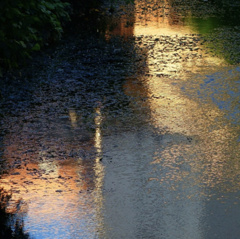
[1,0,240,238]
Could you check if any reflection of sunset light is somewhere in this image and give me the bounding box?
[127,1,227,137]
[0,106,106,238]
[0,155,103,238]
[122,0,240,197]
[39,160,59,176]
[134,24,192,36]
[134,0,192,36]
[94,107,103,162]
[143,76,224,135]
[105,17,134,40]
[69,109,78,128]
[93,106,105,237]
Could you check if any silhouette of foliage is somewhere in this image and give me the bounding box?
[0,0,70,73]
[0,188,30,239]
[0,0,134,75]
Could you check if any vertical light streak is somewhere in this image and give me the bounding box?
[93,106,106,237]
[69,109,78,128]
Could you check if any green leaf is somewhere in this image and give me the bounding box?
[32,43,40,51]
[45,2,55,10]
[12,8,22,16]
[18,41,27,48]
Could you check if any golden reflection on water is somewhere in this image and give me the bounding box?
[129,72,240,195]
[0,1,240,237]
[94,107,103,162]
[69,109,78,128]
[0,107,105,237]
[123,0,240,195]
[134,0,192,36]
[101,2,240,236]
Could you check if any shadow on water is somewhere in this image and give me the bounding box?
[0,0,240,238]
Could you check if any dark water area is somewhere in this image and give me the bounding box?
[0,0,240,238]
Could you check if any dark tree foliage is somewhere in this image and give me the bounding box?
[0,0,134,74]
[69,0,102,16]
[0,0,70,73]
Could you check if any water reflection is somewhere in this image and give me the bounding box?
[104,4,135,40]
[0,0,240,238]
[94,106,103,162]
[0,105,105,238]
[69,109,78,128]
[134,0,191,35]
[101,0,240,238]
[123,0,240,195]
[93,105,105,238]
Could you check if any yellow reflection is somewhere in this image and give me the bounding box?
[69,109,78,128]
[125,69,239,192]
[123,0,240,195]
[125,75,240,196]
[126,0,227,136]
[134,0,192,36]
[94,107,103,162]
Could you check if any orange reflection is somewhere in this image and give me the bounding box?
[0,107,105,237]
[134,0,191,36]
[105,4,135,40]
[105,17,134,40]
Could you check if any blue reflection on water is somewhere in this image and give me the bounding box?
[182,66,240,124]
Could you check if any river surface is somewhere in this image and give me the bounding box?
[1,0,240,238]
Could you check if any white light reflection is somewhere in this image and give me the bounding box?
[93,105,106,238]
[94,106,103,162]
